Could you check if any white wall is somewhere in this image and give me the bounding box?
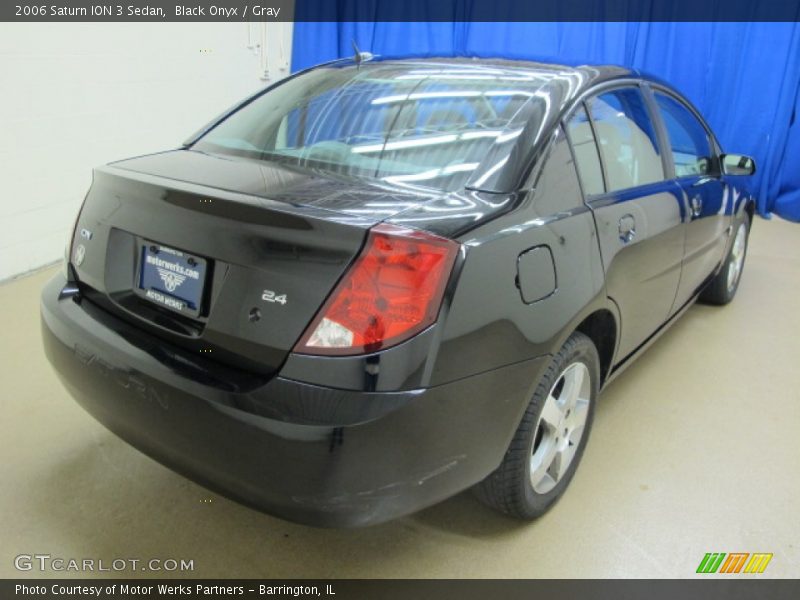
[0,22,293,281]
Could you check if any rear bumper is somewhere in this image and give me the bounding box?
[41,274,547,527]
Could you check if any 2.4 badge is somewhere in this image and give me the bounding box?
[262,289,287,305]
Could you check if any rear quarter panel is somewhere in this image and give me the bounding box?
[426,129,608,385]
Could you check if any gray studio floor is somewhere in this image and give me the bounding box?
[1,217,798,578]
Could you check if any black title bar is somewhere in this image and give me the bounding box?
[3,0,800,22]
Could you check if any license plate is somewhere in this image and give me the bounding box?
[137,242,207,317]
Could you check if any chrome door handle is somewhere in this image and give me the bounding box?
[619,214,636,244]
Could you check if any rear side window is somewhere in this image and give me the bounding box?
[653,93,714,178]
[566,105,605,196]
[532,127,584,214]
[588,88,664,192]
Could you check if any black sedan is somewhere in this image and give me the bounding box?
[41,57,755,526]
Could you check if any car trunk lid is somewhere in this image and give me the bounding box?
[70,150,425,377]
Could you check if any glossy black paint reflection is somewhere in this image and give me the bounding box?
[42,274,546,526]
[42,56,757,526]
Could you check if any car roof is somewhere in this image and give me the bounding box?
[326,54,639,98]
[352,56,691,111]
[374,55,620,70]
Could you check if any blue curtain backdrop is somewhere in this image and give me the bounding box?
[292,21,800,221]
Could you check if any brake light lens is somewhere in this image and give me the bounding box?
[295,223,460,355]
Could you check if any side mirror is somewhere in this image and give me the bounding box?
[721,153,756,176]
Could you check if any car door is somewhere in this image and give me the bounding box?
[566,86,685,361]
[650,90,729,312]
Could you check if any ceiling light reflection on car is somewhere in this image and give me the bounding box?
[470,156,509,188]
[371,89,536,105]
[351,134,459,154]
[382,162,479,186]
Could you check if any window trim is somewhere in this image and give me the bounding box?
[523,125,591,216]
[648,84,722,182]
[583,99,611,196]
[640,83,676,180]
[563,102,608,198]
[563,81,670,203]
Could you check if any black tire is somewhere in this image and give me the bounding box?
[474,331,600,519]
[699,216,750,306]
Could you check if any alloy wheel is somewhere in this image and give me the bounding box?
[727,223,747,293]
[530,362,591,494]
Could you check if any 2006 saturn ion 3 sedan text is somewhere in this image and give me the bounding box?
[42,57,756,527]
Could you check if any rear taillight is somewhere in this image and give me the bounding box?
[295,223,460,356]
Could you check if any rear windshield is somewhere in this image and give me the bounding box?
[193,63,550,192]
